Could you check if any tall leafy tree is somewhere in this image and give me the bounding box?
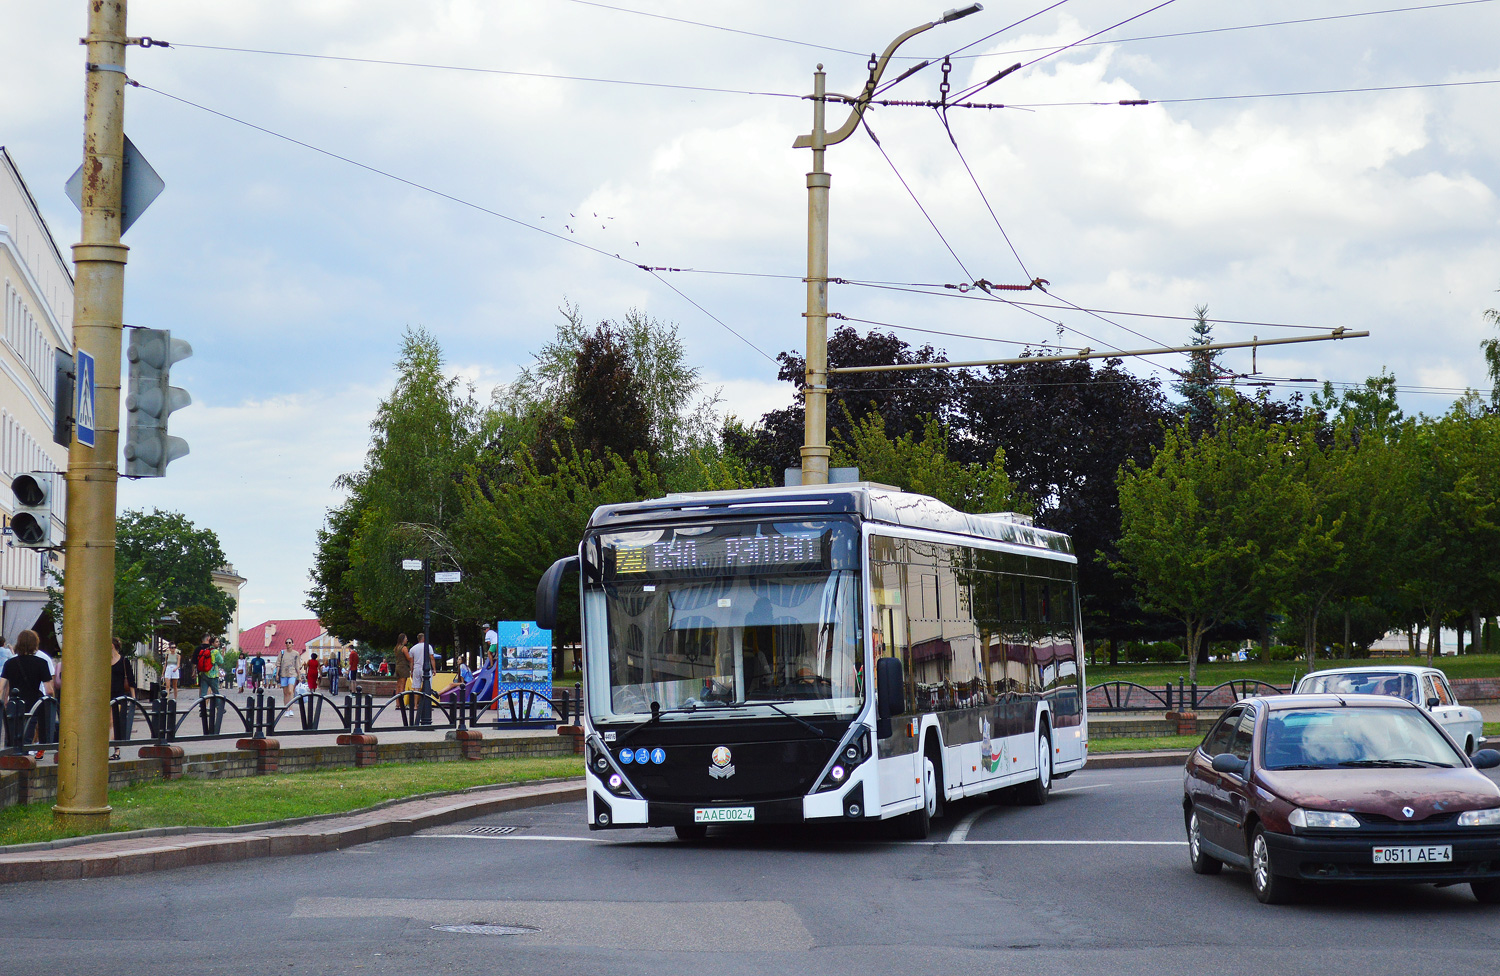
[832,413,1027,515]
[115,509,235,630]
[1115,398,1302,685]
[730,327,960,475]
[338,327,484,644]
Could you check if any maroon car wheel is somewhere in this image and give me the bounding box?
[1250,827,1297,905]
[1187,809,1222,875]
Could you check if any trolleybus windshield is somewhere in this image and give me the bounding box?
[586,519,863,722]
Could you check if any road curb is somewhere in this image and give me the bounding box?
[1085,751,1190,769]
[0,778,583,885]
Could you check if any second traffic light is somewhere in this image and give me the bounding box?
[124,328,192,478]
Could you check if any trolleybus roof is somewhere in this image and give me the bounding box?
[586,483,1073,556]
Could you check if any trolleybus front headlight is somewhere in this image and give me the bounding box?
[816,729,872,792]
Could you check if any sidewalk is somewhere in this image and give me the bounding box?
[0,776,583,885]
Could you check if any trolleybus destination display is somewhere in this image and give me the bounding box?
[604,522,832,579]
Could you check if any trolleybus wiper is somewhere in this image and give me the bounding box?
[733,700,837,742]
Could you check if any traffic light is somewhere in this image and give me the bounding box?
[10,472,56,548]
[123,328,191,477]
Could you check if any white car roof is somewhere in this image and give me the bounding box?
[1300,665,1444,679]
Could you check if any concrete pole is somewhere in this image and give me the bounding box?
[800,66,831,487]
[55,0,128,827]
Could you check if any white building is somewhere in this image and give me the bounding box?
[0,147,70,645]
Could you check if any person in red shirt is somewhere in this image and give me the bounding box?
[349,648,359,681]
[306,653,321,693]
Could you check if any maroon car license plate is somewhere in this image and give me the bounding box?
[1372,845,1452,864]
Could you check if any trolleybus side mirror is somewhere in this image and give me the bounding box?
[876,656,906,739]
[536,555,580,631]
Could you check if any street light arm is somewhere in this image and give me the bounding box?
[792,19,938,150]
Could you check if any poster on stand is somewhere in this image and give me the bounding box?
[494,620,553,721]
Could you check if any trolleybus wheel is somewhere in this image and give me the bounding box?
[897,755,939,839]
[1020,729,1053,806]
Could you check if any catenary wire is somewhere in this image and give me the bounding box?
[830,313,1084,350]
[950,0,1178,101]
[161,42,804,100]
[856,114,973,281]
[993,76,1500,108]
[129,80,778,364]
[943,0,1500,61]
[559,0,871,57]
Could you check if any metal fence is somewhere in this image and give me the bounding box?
[1085,678,1290,713]
[2,682,584,754]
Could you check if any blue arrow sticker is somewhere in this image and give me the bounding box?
[651,748,666,765]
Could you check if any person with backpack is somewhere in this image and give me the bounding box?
[249,653,265,692]
[196,634,222,698]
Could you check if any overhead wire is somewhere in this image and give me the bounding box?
[943,0,1500,61]
[128,80,779,365]
[559,0,870,57]
[829,313,1084,351]
[997,76,1500,108]
[161,42,804,100]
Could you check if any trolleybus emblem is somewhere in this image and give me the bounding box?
[709,746,735,779]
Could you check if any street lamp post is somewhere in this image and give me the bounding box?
[792,5,982,486]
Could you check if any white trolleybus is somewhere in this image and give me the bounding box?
[535,483,1087,839]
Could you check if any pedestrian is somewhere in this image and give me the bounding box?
[378,659,389,677]
[196,633,222,698]
[164,642,181,699]
[0,630,53,759]
[109,637,135,760]
[328,653,340,696]
[249,653,265,692]
[276,638,300,705]
[410,632,433,693]
[0,636,12,674]
[392,633,412,695]
[349,646,360,679]
[235,655,247,693]
[305,652,321,696]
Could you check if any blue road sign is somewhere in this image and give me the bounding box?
[76,349,96,448]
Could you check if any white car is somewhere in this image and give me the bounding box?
[1295,666,1486,755]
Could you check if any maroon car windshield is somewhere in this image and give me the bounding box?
[1263,707,1464,770]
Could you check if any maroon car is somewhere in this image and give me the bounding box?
[1182,694,1500,904]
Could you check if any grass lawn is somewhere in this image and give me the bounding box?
[1486,723,1500,738]
[0,755,583,848]
[1083,653,1500,688]
[1089,735,1199,754]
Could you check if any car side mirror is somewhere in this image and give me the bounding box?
[1211,753,1248,775]
[1426,697,1440,709]
[875,656,905,739]
[1471,749,1500,770]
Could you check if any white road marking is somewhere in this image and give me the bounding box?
[935,839,1186,846]
[945,807,988,844]
[420,834,609,843]
[1051,782,1112,795]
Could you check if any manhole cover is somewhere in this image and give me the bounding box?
[467,825,522,835]
[431,924,539,936]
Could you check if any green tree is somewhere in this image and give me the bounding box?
[450,445,662,649]
[115,509,235,631]
[494,305,720,462]
[1175,305,1226,431]
[338,327,484,647]
[832,413,1028,516]
[1115,400,1300,685]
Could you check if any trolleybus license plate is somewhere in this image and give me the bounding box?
[1373,845,1451,864]
[694,807,755,823]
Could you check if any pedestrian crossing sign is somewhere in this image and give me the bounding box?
[76,349,96,448]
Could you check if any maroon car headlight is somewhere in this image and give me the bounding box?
[1458,808,1500,826]
[1289,808,1359,829]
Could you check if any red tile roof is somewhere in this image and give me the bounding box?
[238,618,325,657]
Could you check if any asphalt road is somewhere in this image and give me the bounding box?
[5,766,1500,975]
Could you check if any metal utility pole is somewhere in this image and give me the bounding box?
[56,0,128,827]
[793,6,982,485]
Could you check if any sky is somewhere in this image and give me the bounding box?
[2,0,1499,627]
